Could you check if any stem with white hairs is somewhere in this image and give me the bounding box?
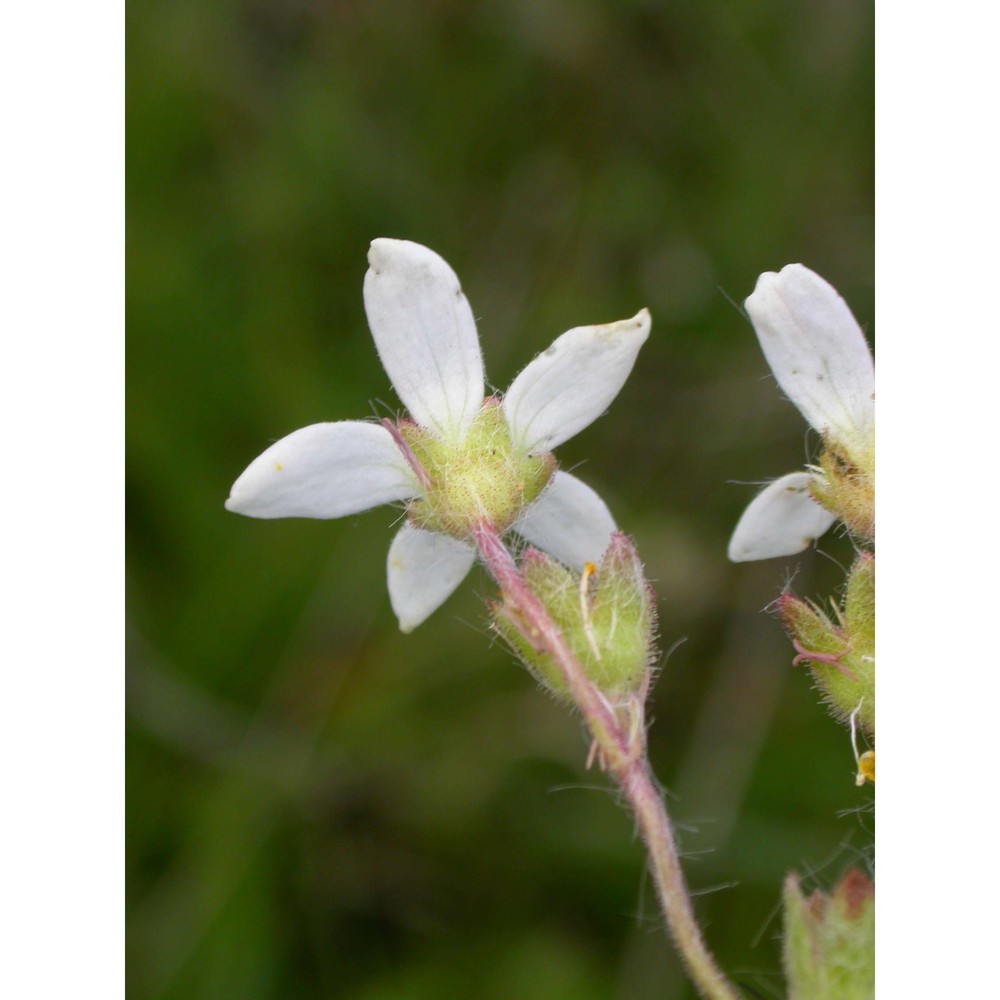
[472,520,740,1000]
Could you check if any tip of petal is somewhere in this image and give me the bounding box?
[224,489,250,515]
[367,237,440,275]
[744,263,810,307]
[608,308,652,344]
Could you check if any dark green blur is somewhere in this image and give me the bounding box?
[127,2,873,997]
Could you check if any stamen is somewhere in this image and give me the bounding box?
[579,562,602,661]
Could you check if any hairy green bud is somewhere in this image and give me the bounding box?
[783,869,874,1000]
[776,552,875,735]
[494,533,656,699]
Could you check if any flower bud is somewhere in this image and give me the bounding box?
[493,533,657,699]
[776,552,875,735]
[783,869,874,999]
[400,398,556,540]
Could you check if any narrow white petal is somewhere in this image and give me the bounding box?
[512,471,616,570]
[363,239,484,441]
[746,264,874,447]
[387,523,476,632]
[728,471,837,562]
[225,421,418,519]
[503,309,650,454]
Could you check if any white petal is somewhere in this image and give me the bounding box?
[512,471,616,570]
[745,264,874,448]
[363,239,484,442]
[225,421,418,519]
[503,309,650,454]
[387,523,476,632]
[727,471,837,562]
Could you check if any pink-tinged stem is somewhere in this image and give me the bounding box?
[472,523,623,753]
[472,521,740,1000]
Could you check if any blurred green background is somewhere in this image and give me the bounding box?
[127,1,873,997]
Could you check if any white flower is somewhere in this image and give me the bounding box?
[227,238,650,630]
[728,264,874,562]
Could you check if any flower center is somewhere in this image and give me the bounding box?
[400,398,555,540]
[812,430,875,543]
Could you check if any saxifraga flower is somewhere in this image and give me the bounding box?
[227,239,650,630]
[728,264,874,562]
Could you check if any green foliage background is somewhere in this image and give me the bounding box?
[127,2,873,997]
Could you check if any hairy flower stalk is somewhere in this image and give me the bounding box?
[475,522,740,1000]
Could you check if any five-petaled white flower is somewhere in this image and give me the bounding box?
[728,263,874,562]
[227,238,650,630]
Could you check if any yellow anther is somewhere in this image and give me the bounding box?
[849,698,874,786]
[855,750,875,785]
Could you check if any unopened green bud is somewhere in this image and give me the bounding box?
[401,398,555,539]
[783,869,874,1000]
[776,551,875,735]
[494,533,656,699]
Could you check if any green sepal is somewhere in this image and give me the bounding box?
[843,552,875,650]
